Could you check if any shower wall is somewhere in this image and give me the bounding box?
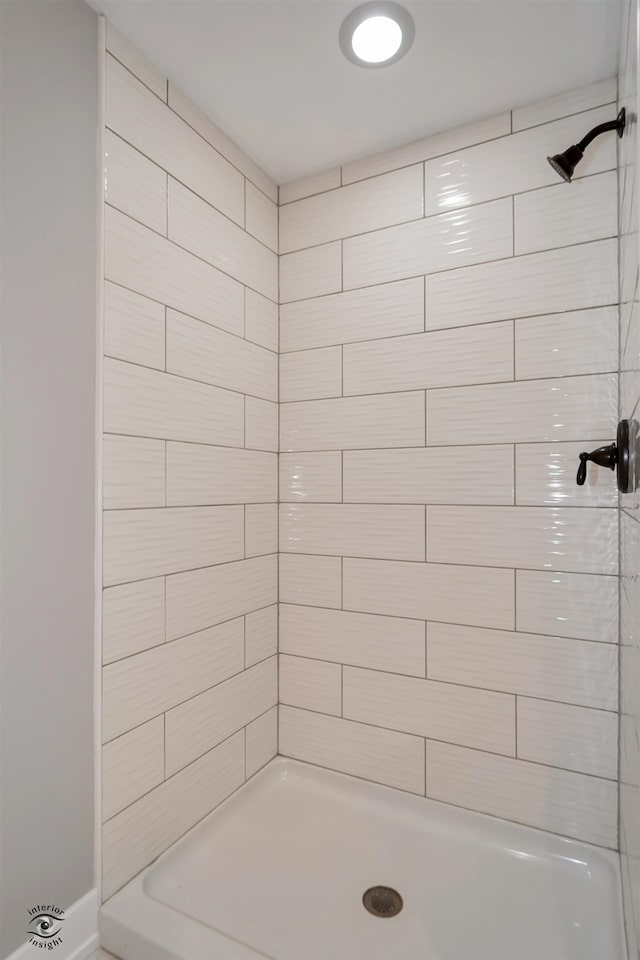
[278,81,621,846]
[101,27,278,898]
[618,0,640,953]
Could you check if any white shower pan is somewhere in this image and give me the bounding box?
[100,758,626,960]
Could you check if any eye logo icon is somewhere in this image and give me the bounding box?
[27,906,64,949]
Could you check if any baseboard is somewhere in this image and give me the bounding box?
[6,888,99,960]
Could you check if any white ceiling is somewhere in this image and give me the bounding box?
[85,0,622,184]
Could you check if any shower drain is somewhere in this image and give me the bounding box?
[362,886,403,918]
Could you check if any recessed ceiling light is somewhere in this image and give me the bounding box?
[339,2,415,68]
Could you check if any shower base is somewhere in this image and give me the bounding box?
[99,758,625,960]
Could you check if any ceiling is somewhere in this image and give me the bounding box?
[85,0,622,185]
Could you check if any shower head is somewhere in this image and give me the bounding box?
[547,108,626,183]
[547,144,583,182]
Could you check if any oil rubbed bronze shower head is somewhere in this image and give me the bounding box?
[547,108,625,182]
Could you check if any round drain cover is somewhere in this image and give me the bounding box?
[362,886,403,918]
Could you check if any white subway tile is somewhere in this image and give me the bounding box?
[106,24,167,101]
[245,181,278,252]
[165,555,277,641]
[246,504,277,557]
[245,605,277,666]
[104,435,165,510]
[166,443,276,505]
[281,503,425,561]
[426,740,617,847]
[343,198,513,289]
[512,78,617,131]
[168,179,277,300]
[516,570,619,643]
[103,505,244,586]
[280,166,423,253]
[103,732,244,898]
[104,282,165,370]
[246,397,278,452]
[425,105,616,214]
[343,321,513,395]
[426,239,617,330]
[165,658,277,775]
[343,446,514,505]
[102,578,165,665]
[279,706,425,794]
[281,392,425,451]
[341,113,511,185]
[345,668,514,755]
[280,278,424,352]
[280,168,342,204]
[620,515,640,649]
[106,55,244,224]
[516,441,618,508]
[105,206,244,336]
[280,347,342,402]
[167,82,276,202]
[279,554,342,609]
[515,307,618,379]
[427,622,618,710]
[517,698,617,779]
[166,309,277,401]
[102,618,245,742]
[280,655,342,716]
[279,452,342,502]
[245,706,278,777]
[427,374,618,445]
[245,290,278,352]
[426,505,618,575]
[105,130,167,235]
[104,358,245,447]
[515,172,617,255]
[102,717,164,822]
[280,604,426,677]
[280,242,342,303]
[343,559,514,629]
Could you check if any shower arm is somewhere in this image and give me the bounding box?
[576,110,626,152]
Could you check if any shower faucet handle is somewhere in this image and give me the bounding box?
[576,443,618,486]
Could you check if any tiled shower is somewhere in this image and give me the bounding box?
[102,27,621,862]
[95,3,640,948]
[3,0,638,957]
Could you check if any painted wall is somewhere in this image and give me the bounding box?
[278,80,621,848]
[618,0,640,953]
[100,26,279,898]
[0,1,99,955]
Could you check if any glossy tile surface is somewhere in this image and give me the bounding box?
[425,106,615,214]
[278,78,620,845]
[426,374,618,445]
[343,197,513,289]
[280,165,423,253]
[104,281,165,370]
[100,34,623,884]
[280,504,426,561]
[281,392,425,451]
[101,39,277,893]
[280,278,424,352]
[426,239,617,330]
[426,505,618,574]
[427,622,618,710]
[343,321,513,394]
[343,446,514,505]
